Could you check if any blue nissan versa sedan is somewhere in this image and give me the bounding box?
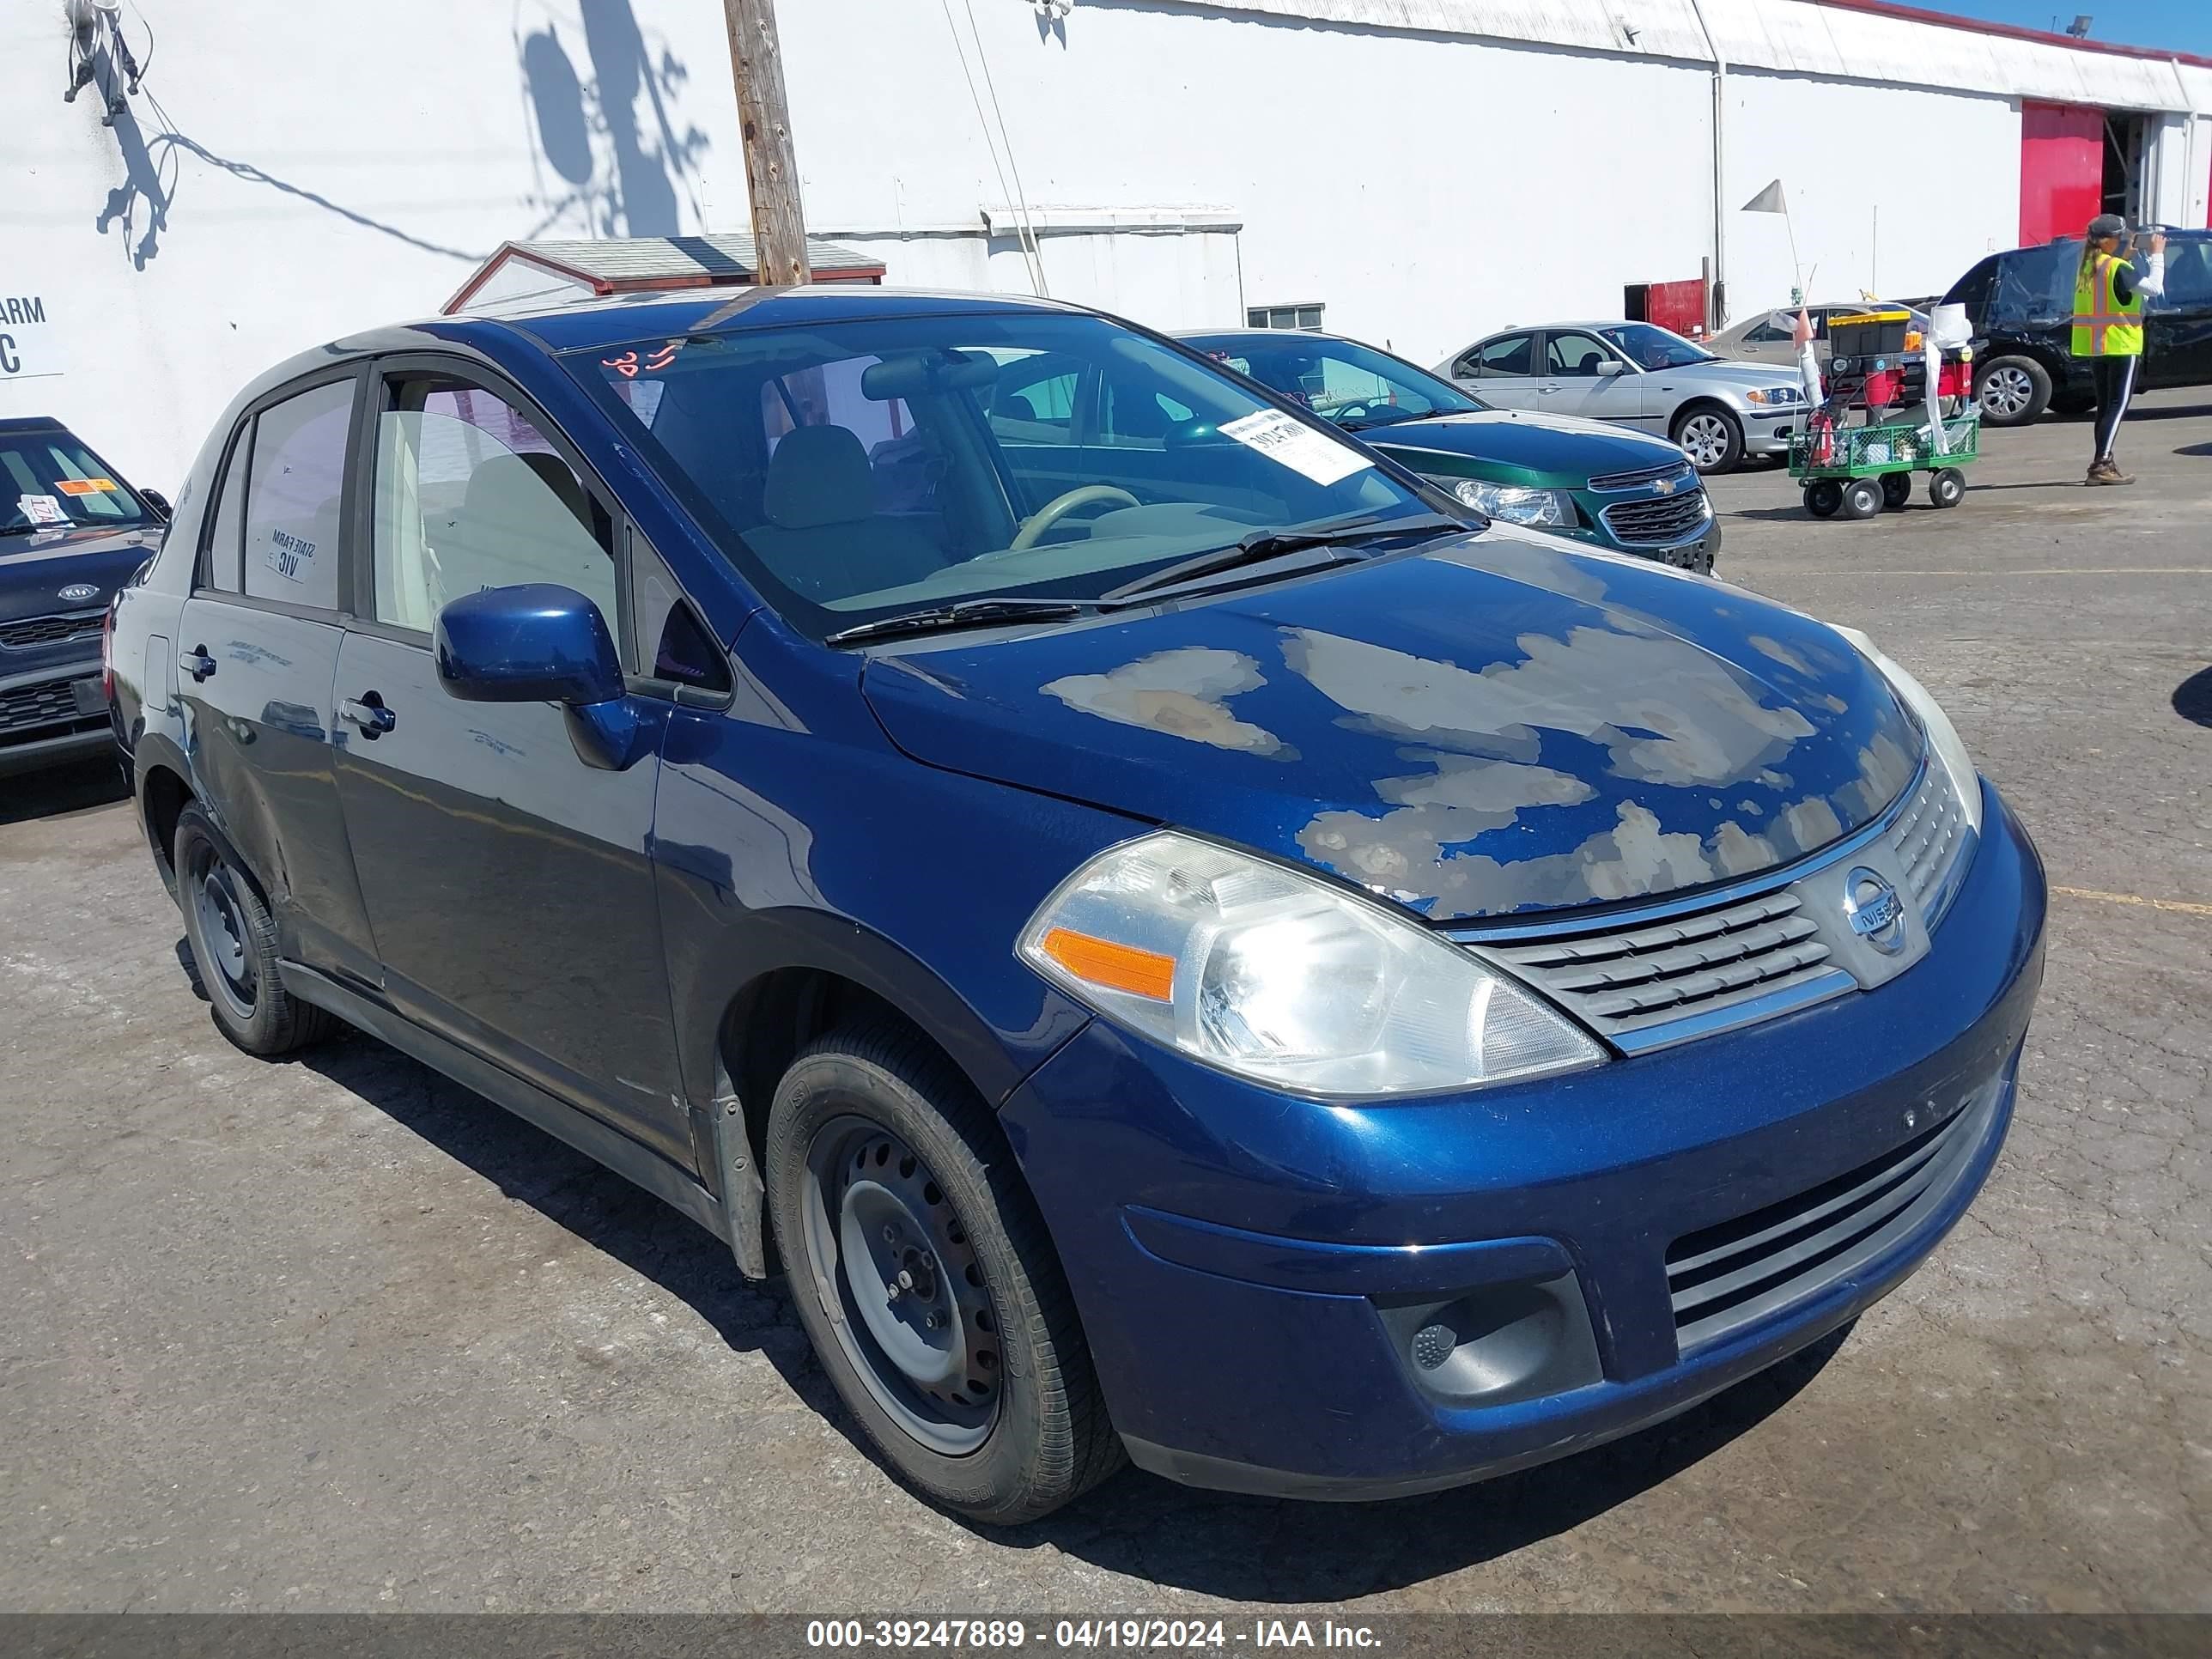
[107,286,2045,1523]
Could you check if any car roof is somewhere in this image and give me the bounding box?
[0,416,76,436]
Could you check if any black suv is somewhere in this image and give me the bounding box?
[1946,230,2212,424]
[1,417,167,775]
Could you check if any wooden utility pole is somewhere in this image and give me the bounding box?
[722,0,811,285]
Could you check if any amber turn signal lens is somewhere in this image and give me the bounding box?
[1037,927,1176,1001]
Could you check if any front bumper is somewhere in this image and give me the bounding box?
[1742,409,1800,456]
[1001,781,2045,1498]
[0,657,109,776]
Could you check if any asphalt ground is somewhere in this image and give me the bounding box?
[2,392,2208,1616]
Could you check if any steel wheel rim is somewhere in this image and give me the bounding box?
[801,1114,1000,1455]
[1981,367,2032,417]
[187,844,257,1020]
[1680,414,1729,467]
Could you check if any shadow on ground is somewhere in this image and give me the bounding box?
[1,757,131,826]
[259,1003,1850,1600]
[2174,665,2212,728]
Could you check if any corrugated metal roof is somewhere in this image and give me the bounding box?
[512,234,882,279]
[1143,0,2208,111]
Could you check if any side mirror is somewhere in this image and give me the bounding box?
[140,489,172,520]
[1595,360,1626,378]
[434,584,648,770]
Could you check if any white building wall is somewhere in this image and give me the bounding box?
[1,0,749,491]
[781,0,1717,362]
[5,0,2209,496]
[1719,70,2022,308]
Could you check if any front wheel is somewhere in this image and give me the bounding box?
[1929,467,1966,508]
[1840,478,1884,520]
[1805,480,1843,518]
[766,1021,1123,1523]
[1672,405,1744,474]
[1975,356,2051,425]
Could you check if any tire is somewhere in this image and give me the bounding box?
[1881,472,1914,510]
[173,805,336,1056]
[1840,478,1884,520]
[1975,356,2051,426]
[1929,467,1966,509]
[1671,404,1744,474]
[766,1019,1123,1523]
[1805,480,1843,519]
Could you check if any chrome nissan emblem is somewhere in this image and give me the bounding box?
[58,583,100,603]
[1844,866,1908,957]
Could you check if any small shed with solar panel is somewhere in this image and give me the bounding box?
[441,234,885,316]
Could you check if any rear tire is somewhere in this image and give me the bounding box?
[1840,478,1884,520]
[1805,480,1843,519]
[765,1018,1123,1523]
[173,805,336,1056]
[1929,467,1966,509]
[1975,356,2051,426]
[1881,472,1913,510]
[1671,404,1744,474]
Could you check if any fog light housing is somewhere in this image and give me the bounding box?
[1375,1272,1602,1407]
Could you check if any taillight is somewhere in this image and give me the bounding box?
[101,604,117,702]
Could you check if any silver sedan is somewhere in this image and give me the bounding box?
[1434,320,1810,473]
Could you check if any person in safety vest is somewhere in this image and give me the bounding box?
[2073,214,2166,486]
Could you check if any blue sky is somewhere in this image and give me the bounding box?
[1909,1,2212,55]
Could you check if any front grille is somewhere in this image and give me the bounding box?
[1480,889,1847,1047]
[0,611,103,651]
[1887,760,1966,920]
[0,676,98,742]
[1665,1080,1998,1352]
[1588,461,1697,494]
[1600,490,1711,547]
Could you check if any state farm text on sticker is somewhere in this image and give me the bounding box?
[265,527,318,583]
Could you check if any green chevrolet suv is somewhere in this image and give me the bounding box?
[1182,329,1719,574]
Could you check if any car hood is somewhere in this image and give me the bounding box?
[1668,358,1803,388]
[1353,410,1684,481]
[0,523,161,625]
[861,527,1921,921]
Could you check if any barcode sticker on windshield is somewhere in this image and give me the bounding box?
[1218,409,1370,487]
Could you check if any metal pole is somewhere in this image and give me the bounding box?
[722,0,811,285]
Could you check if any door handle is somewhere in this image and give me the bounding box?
[341,694,396,738]
[181,646,216,682]
[1537,383,1561,394]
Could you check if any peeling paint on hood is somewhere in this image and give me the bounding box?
[860,526,1921,922]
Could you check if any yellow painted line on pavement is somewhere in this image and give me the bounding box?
[2051,884,2212,919]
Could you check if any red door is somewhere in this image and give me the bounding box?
[2020,101,2103,246]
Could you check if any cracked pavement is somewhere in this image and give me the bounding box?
[1,393,2207,1613]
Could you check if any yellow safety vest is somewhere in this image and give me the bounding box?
[2071,252,2143,358]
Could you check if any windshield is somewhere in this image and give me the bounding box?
[568,312,1437,640]
[1187,334,1486,428]
[1591,324,1715,370]
[2,427,149,535]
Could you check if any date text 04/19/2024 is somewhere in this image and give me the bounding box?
[804,1620,1384,1650]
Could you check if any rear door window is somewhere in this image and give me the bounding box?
[1461,334,1534,378]
[200,427,252,592]
[242,381,353,611]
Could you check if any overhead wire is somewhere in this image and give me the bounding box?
[936,0,1046,296]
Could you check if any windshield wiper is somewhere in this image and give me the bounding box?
[824,595,1126,648]
[1103,513,1464,601]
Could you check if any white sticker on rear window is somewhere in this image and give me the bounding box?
[264,526,318,583]
[17,493,66,525]
[1218,409,1370,487]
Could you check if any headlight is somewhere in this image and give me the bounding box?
[1833,626,1982,835]
[1018,833,1605,1097]
[1450,478,1576,528]
[1743,386,1797,405]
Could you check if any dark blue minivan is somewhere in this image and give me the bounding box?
[108,287,2045,1522]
